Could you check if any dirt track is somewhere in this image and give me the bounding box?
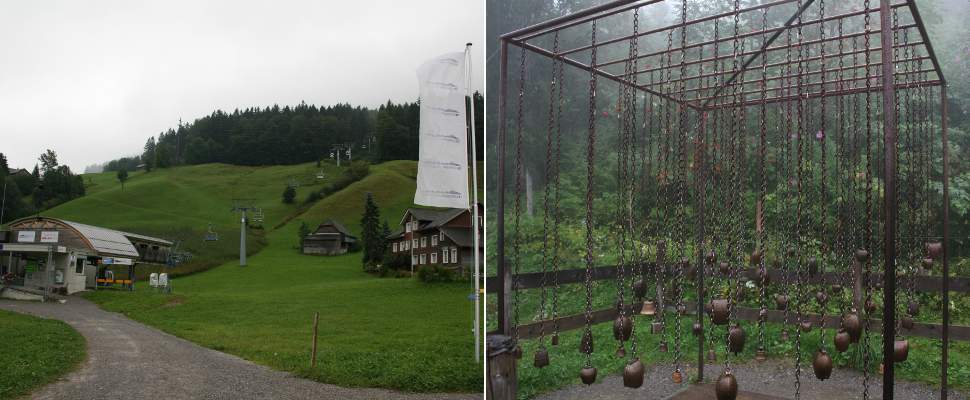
[0,298,478,400]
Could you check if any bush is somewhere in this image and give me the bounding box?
[282,185,296,204]
[382,252,411,271]
[303,190,322,204]
[416,265,456,283]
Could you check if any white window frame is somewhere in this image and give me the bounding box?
[392,243,398,252]
[451,247,458,264]
[406,220,412,232]
[440,231,445,241]
[412,255,418,265]
[431,252,437,264]
[441,249,448,264]
[431,235,438,246]
[412,238,418,248]
[419,254,426,265]
[420,237,427,248]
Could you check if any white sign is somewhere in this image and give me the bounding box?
[40,231,59,243]
[17,231,36,243]
[159,273,169,287]
[414,51,469,209]
[102,257,133,265]
[149,273,159,287]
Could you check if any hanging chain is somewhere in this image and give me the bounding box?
[673,0,689,374]
[757,5,769,355]
[582,18,598,370]
[793,0,805,396]
[816,0,829,343]
[862,0,874,397]
[551,29,566,342]
[536,30,560,350]
[626,8,641,360]
[512,46,527,346]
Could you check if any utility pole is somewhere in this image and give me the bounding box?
[330,144,351,167]
[1,179,7,225]
[231,199,257,266]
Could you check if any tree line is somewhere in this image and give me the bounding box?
[98,94,484,172]
[1,150,85,224]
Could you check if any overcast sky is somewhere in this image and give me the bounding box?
[0,0,484,172]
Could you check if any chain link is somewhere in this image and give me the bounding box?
[582,18,598,370]
[511,46,527,346]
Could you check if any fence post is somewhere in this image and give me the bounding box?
[311,312,320,368]
[487,334,516,400]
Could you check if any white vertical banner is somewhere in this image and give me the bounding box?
[415,51,469,209]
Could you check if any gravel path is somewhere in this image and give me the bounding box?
[534,359,965,400]
[0,298,478,400]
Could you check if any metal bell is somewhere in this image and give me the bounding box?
[613,315,633,341]
[659,341,668,353]
[843,311,862,343]
[813,350,833,380]
[728,324,746,354]
[775,294,789,310]
[672,369,683,384]
[692,322,703,336]
[712,299,730,325]
[719,261,730,275]
[834,329,851,352]
[755,347,767,361]
[715,370,738,400]
[551,333,559,346]
[907,300,920,316]
[800,320,812,333]
[894,338,909,362]
[580,366,597,385]
[623,359,645,388]
[533,348,550,368]
[640,301,657,316]
[855,249,870,263]
[902,316,915,330]
[651,321,664,334]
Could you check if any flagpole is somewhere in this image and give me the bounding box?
[466,42,481,363]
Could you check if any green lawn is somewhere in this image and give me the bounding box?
[0,310,86,400]
[79,160,481,393]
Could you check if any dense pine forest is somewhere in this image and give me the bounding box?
[93,93,484,172]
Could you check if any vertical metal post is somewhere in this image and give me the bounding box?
[466,42,482,363]
[496,38,511,336]
[879,0,898,397]
[240,209,247,266]
[695,110,706,383]
[940,84,950,400]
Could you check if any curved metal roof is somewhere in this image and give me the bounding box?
[60,220,141,257]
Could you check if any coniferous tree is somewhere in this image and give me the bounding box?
[143,137,157,172]
[282,185,296,204]
[117,169,129,191]
[360,192,381,266]
[0,153,8,176]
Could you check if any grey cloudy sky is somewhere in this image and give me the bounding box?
[0,0,484,172]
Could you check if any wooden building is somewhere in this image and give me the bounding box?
[302,219,357,255]
[0,216,172,296]
[386,206,483,274]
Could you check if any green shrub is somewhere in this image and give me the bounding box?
[416,265,456,283]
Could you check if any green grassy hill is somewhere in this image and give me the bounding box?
[30,160,479,393]
[42,162,340,276]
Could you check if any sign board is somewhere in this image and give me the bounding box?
[149,273,159,287]
[17,231,36,243]
[40,231,59,243]
[158,273,169,287]
[102,257,133,266]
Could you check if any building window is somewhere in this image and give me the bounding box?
[431,252,437,264]
[412,255,418,265]
[431,235,438,246]
[421,237,427,248]
[406,220,412,232]
[451,247,458,264]
[392,243,398,252]
[442,249,449,264]
[419,254,426,265]
[75,259,84,274]
[413,238,418,248]
[440,231,445,241]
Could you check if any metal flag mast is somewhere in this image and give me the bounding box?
[467,42,483,364]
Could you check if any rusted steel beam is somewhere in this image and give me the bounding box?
[906,0,946,84]
[674,56,931,99]
[701,71,938,109]
[573,0,801,61]
[511,40,701,110]
[486,264,970,294]
[511,304,970,342]
[639,40,923,90]
[500,0,642,40]
[514,0,664,42]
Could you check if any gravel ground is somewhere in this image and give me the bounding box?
[0,298,478,400]
[534,359,965,400]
